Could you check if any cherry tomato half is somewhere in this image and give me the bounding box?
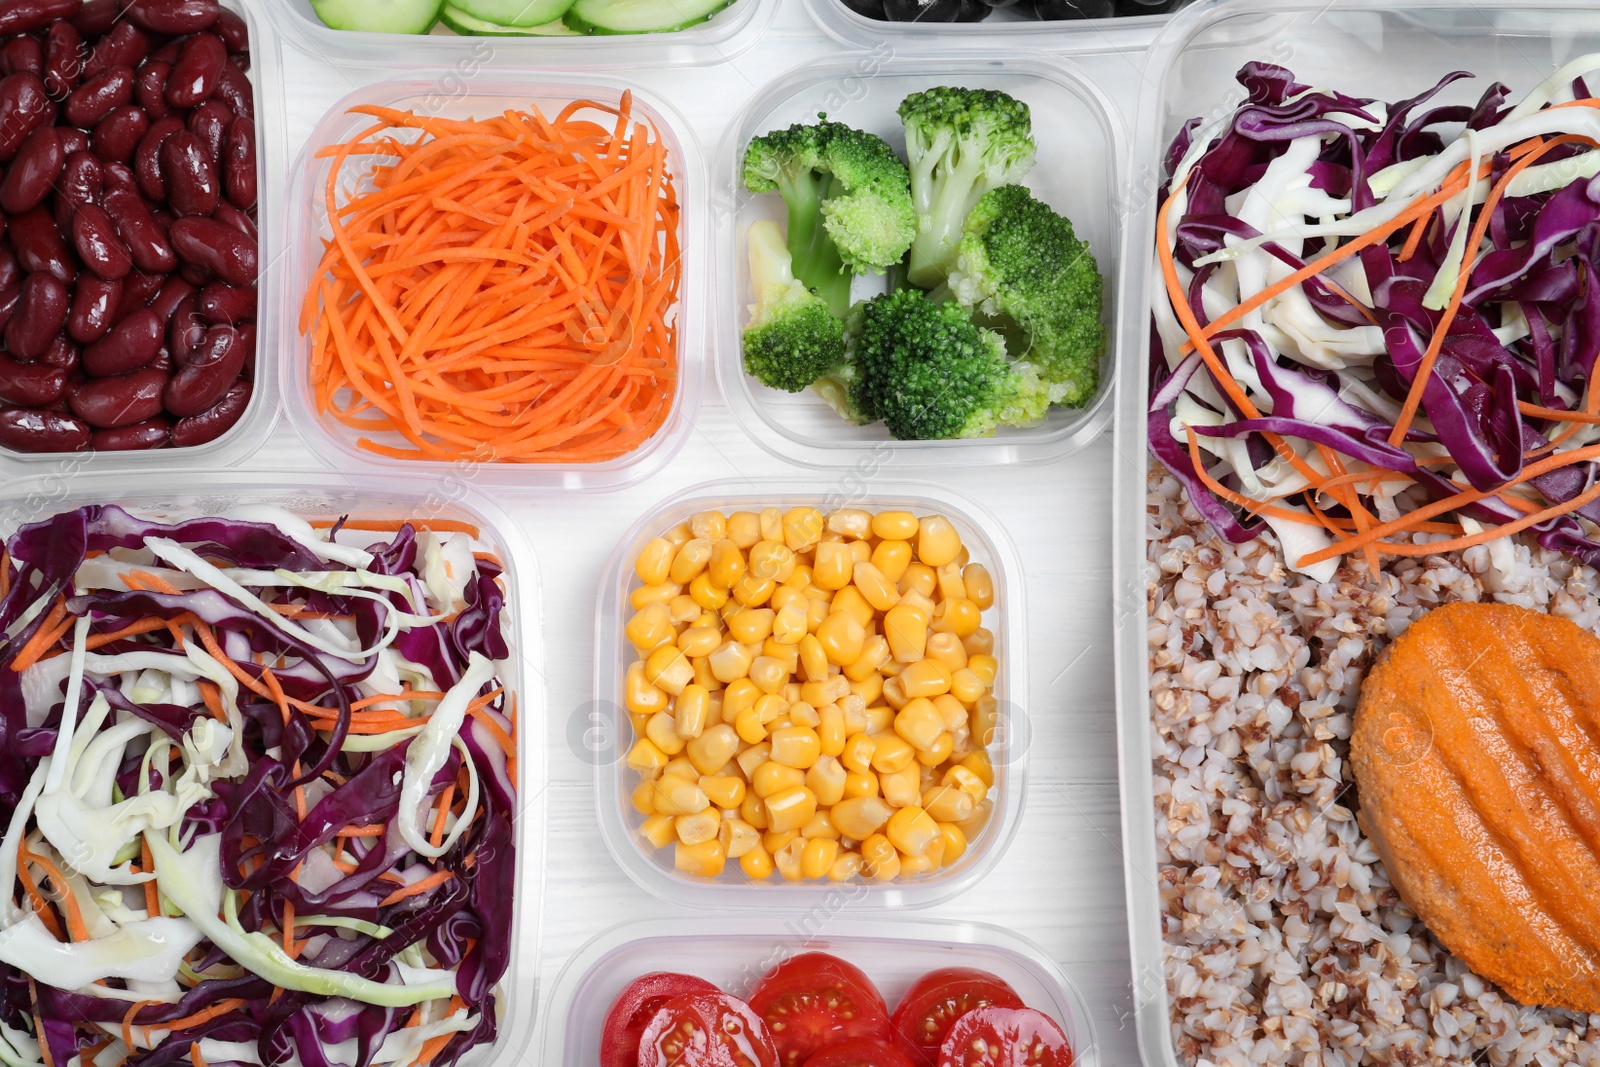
[803,1038,920,1067]
[748,953,893,1067]
[600,973,722,1067]
[936,1008,1073,1067]
[891,968,1025,1067]
[638,992,781,1067]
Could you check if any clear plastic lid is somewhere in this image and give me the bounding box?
[716,54,1124,470]
[803,0,1187,53]
[271,74,706,493]
[593,478,1030,911]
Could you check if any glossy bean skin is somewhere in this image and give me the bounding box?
[83,307,160,376]
[0,405,89,451]
[72,0,118,35]
[0,286,23,340]
[40,335,78,371]
[61,61,129,126]
[0,248,22,294]
[53,148,101,233]
[122,0,220,34]
[57,126,86,156]
[0,0,81,36]
[67,273,121,343]
[213,8,247,50]
[222,115,253,209]
[92,416,168,449]
[101,157,135,192]
[147,275,192,324]
[187,99,228,165]
[159,130,217,216]
[162,323,240,414]
[0,124,63,214]
[71,202,133,280]
[102,185,175,274]
[1,36,43,77]
[111,269,161,319]
[68,365,165,427]
[82,20,149,77]
[42,20,82,98]
[90,104,148,163]
[133,59,170,119]
[168,291,203,362]
[10,207,77,282]
[147,344,170,372]
[169,217,252,286]
[196,281,250,324]
[135,114,181,200]
[169,376,245,446]
[0,354,67,406]
[210,199,252,240]
[6,273,71,360]
[166,31,223,108]
[0,73,54,160]
[211,57,249,119]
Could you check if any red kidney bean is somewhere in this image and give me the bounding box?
[40,335,78,371]
[147,344,169,372]
[135,115,180,200]
[0,73,53,160]
[159,130,216,216]
[82,21,148,78]
[2,36,44,77]
[83,306,160,376]
[235,320,251,375]
[6,273,71,360]
[68,273,120,342]
[132,58,170,119]
[196,281,249,325]
[0,405,90,451]
[166,31,222,108]
[168,292,202,360]
[214,8,246,51]
[0,354,67,406]
[69,365,163,426]
[93,416,167,449]
[0,125,62,215]
[53,148,101,232]
[10,208,76,282]
[58,126,86,155]
[187,98,228,165]
[90,104,148,163]
[170,377,244,446]
[122,0,219,34]
[72,202,133,280]
[176,261,207,286]
[112,269,161,318]
[101,158,134,191]
[149,38,181,63]
[211,56,249,119]
[0,248,21,294]
[147,275,191,324]
[62,61,129,125]
[210,199,253,241]
[169,217,251,286]
[163,323,238,414]
[222,115,253,210]
[102,184,176,275]
[0,286,22,338]
[72,0,117,34]
[0,0,81,35]
[42,21,82,99]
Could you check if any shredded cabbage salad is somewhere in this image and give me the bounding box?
[1151,56,1600,581]
[0,505,517,1067]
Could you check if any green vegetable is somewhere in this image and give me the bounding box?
[741,220,848,393]
[845,289,1051,441]
[742,117,916,317]
[946,184,1106,406]
[309,0,445,33]
[438,5,580,32]
[449,0,571,26]
[898,87,1036,289]
[564,0,735,33]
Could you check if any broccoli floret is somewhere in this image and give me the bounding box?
[946,184,1106,406]
[741,220,847,392]
[743,117,916,317]
[848,288,1043,441]
[898,86,1037,290]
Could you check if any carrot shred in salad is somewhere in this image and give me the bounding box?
[300,93,682,464]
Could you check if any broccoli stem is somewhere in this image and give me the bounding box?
[787,174,852,317]
[907,152,987,290]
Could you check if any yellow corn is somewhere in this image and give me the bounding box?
[894,698,946,752]
[961,747,995,788]
[700,774,746,809]
[922,784,976,823]
[736,742,771,778]
[735,706,768,745]
[719,678,758,722]
[630,779,656,816]
[686,724,740,776]
[840,694,869,733]
[805,754,847,806]
[962,627,995,657]
[689,573,729,611]
[786,700,821,729]
[900,659,953,700]
[769,726,822,769]
[961,563,994,610]
[943,764,988,806]
[880,762,921,809]
[882,603,928,665]
[674,839,726,878]
[653,775,709,816]
[676,808,721,847]
[849,673,884,708]
[931,694,969,733]
[796,634,829,683]
[827,509,873,539]
[625,662,669,716]
[935,562,966,603]
[727,608,775,645]
[676,625,720,658]
[926,633,968,674]
[818,704,846,757]
[865,705,895,735]
[669,538,713,585]
[971,696,999,749]
[635,537,675,585]
[800,810,839,840]
[828,852,864,882]
[958,799,993,841]
[764,786,817,833]
[861,833,900,880]
[625,603,675,654]
[719,817,759,859]
[755,694,789,725]
[799,675,849,709]
[747,541,796,584]
[870,539,912,584]
[708,641,755,685]
[662,522,692,547]
[886,805,940,857]
[727,511,762,549]
[663,756,697,781]
[641,814,676,849]
[645,712,686,756]
[631,582,682,614]
[812,540,854,591]
[690,510,727,542]
[774,838,807,881]
[740,791,769,831]
[816,611,866,666]
[627,738,669,776]
[881,676,908,711]
[749,656,789,695]
[967,653,998,687]
[917,732,953,767]
[898,562,937,598]
[753,761,805,798]
[849,540,872,565]
[829,586,874,627]
[782,507,824,552]
[644,645,694,696]
[932,598,981,638]
[871,510,919,540]
[841,733,877,775]
[784,563,813,590]
[770,586,806,615]
[759,507,784,542]
[801,838,838,880]
[670,686,707,739]
[843,770,878,799]
[852,561,899,612]
[916,514,962,567]
[772,600,809,645]
[938,822,968,865]
[762,828,799,855]
[831,796,892,840]
[949,668,985,706]
[740,842,774,879]
[899,844,940,876]
[732,573,776,607]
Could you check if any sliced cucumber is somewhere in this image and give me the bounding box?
[563,0,736,34]
[440,4,580,31]
[450,0,573,27]
[310,0,445,33]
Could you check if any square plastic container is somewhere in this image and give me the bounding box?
[804,0,1190,52]
[542,918,1099,1067]
[716,55,1124,470]
[272,75,705,493]
[595,479,1028,910]
[0,466,547,1067]
[1109,4,1600,1066]
[263,0,780,70]
[0,0,283,478]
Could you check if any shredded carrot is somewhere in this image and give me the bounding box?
[127,569,183,596]
[339,824,387,838]
[140,838,160,917]
[309,517,482,537]
[19,846,89,941]
[10,597,70,672]
[159,999,247,1033]
[122,999,160,1053]
[14,846,65,941]
[282,900,297,957]
[431,785,455,849]
[379,869,453,907]
[198,681,225,724]
[86,616,175,650]
[190,1045,209,1067]
[415,996,466,1067]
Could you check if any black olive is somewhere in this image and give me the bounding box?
[840,0,890,15]
[1032,0,1115,16]
[956,0,991,18]
[1115,0,1183,11]
[982,0,1027,6]
[882,0,963,19]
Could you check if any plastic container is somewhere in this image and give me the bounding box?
[804,0,1189,53]
[595,478,1028,910]
[716,55,1123,470]
[1109,4,1600,1066]
[263,0,780,70]
[0,466,547,1067]
[273,75,705,493]
[543,917,1099,1067]
[0,0,284,478]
